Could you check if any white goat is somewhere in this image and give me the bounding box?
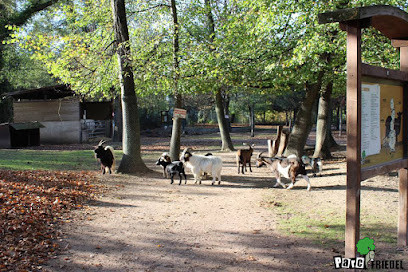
[180,148,222,185]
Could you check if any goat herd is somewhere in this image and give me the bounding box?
[94,140,323,191]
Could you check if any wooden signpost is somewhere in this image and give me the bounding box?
[319,5,408,258]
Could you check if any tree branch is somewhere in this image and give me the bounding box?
[128,4,170,15]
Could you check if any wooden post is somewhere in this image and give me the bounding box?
[399,168,408,246]
[398,46,408,246]
[345,24,362,258]
[268,126,282,157]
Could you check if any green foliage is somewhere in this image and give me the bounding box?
[8,0,408,121]
[2,44,57,89]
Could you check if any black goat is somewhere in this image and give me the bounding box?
[156,153,187,185]
[94,140,115,174]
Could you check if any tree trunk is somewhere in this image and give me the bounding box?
[169,94,183,160]
[249,103,255,137]
[215,89,235,150]
[313,82,335,159]
[223,92,232,131]
[112,96,122,142]
[284,71,325,157]
[169,0,183,161]
[111,0,148,173]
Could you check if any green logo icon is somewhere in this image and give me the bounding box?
[356,237,375,268]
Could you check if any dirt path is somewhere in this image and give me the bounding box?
[45,151,333,272]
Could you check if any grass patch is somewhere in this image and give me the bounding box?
[0,149,167,171]
[0,149,126,171]
[0,149,100,171]
[264,189,398,249]
[272,201,345,247]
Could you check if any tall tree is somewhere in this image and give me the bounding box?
[169,0,183,161]
[111,0,148,173]
[205,0,234,151]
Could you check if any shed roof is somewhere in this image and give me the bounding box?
[6,85,74,100]
[318,5,408,40]
[9,122,45,130]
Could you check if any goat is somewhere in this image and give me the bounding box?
[256,152,311,191]
[156,153,172,177]
[301,155,323,177]
[94,140,115,174]
[180,148,222,185]
[156,153,187,185]
[236,143,254,174]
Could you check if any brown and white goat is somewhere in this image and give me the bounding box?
[256,152,311,191]
[94,140,115,174]
[236,143,254,174]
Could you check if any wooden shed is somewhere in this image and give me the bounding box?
[7,85,113,144]
[0,121,44,148]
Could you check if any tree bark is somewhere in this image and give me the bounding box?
[313,82,336,159]
[205,0,234,151]
[284,71,325,157]
[215,89,234,151]
[249,103,255,137]
[169,94,183,161]
[111,0,148,173]
[169,0,183,161]
[112,96,122,142]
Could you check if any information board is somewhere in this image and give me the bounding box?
[361,81,404,168]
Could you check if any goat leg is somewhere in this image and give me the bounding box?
[178,172,182,185]
[249,161,252,172]
[183,172,187,184]
[303,175,311,191]
[170,174,174,184]
[274,177,286,188]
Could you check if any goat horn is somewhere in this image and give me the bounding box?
[258,151,264,159]
[98,139,106,146]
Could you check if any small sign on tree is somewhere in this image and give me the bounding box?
[173,108,187,119]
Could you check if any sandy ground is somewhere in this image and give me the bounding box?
[43,132,408,272]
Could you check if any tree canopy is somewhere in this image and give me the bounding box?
[3,0,407,153]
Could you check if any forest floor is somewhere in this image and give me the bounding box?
[33,127,408,271]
